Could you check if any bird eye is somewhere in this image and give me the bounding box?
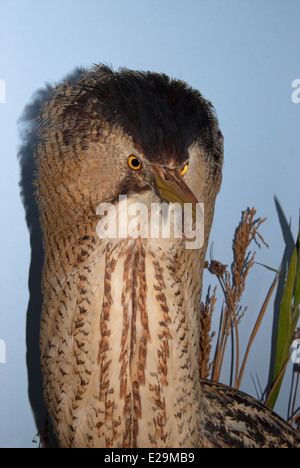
[128,155,142,170]
[181,163,188,176]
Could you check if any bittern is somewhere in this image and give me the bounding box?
[34,64,300,448]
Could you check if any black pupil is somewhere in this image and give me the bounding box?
[132,158,140,168]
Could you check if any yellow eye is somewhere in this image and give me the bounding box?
[181,163,188,176]
[128,155,142,170]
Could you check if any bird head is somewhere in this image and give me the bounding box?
[36,65,223,242]
[124,154,199,219]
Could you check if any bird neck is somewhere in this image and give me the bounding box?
[41,227,206,447]
[96,236,204,447]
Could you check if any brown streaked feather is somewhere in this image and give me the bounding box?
[201,380,300,448]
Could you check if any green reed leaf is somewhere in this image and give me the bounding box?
[267,217,300,409]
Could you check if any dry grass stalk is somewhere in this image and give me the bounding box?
[200,207,300,430]
[205,208,268,387]
[237,267,281,388]
[199,286,217,379]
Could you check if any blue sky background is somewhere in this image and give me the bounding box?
[0,0,299,447]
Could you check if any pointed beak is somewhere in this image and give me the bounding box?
[150,165,201,221]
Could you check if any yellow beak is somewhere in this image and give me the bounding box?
[151,165,200,221]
